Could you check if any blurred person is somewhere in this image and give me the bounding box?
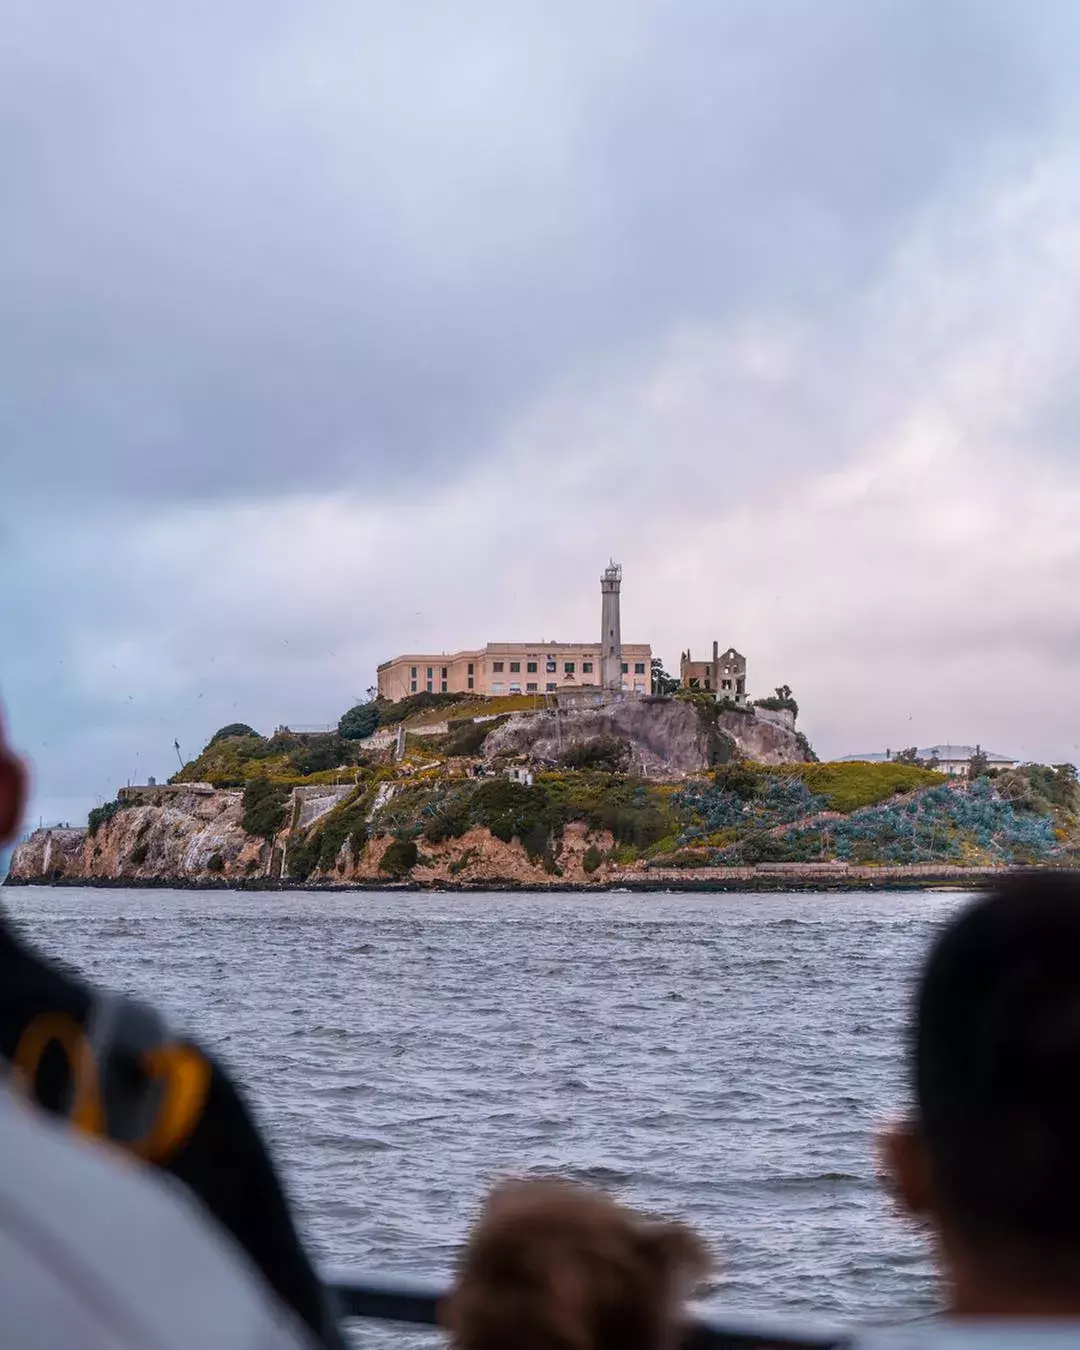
[0,710,342,1347]
[442,1178,710,1350]
[882,873,1080,1319]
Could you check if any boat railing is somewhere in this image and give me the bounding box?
[326,1271,851,1348]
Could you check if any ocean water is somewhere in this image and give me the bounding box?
[1,886,968,1339]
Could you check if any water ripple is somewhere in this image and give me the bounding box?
[3,885,965,1328]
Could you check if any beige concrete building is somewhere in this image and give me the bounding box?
[378,641,653,702]
[680,643,747,703]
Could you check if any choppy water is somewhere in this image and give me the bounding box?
[2,887,968,1336]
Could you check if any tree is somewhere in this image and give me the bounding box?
[208,723,260,746]
[650,657,680,696]
[894,747,920,765]
[968,746,990,780]
[775,684,793,702]
[339,703,381,741]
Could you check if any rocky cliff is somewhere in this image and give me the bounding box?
[482,698,807,773]
[11,787,268,885]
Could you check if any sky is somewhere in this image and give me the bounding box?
[4,0,1080,828]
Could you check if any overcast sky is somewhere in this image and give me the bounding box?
[5,1,1080,827]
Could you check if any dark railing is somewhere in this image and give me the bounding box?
[326,1272,851,1348]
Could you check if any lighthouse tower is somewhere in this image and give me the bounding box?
[600,561,623,691]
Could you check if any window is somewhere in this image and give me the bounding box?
[468,663,474,675]
[509,661,520,673]
[410,666,417,679]
[635,662,645,675]
[441,666,448,679]
[582,661,593,674]
[426,681,433,693]
[492,681,505,695]
[526,682,537,692]
[546,682,557,692]
[689,677,700,689]
[564,661,575,674]
[621,662,628,675]
[467,677,474,691]
[509,682,521,693]
[546,660,557,673]
[493,661,504,673]
[526,661,537,674]
[704,678,711,690]
[722,679,732,691]
[426,666,433,679]
[410,680,417,693]
[634,682,645,693]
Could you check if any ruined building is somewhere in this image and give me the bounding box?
[680,643,747,704]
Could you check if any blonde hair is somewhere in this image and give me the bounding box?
[443,1179,710,1350]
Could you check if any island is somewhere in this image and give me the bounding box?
[9,688,1078,892]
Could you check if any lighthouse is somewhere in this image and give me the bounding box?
[601,561,623,691]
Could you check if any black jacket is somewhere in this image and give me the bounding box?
[0,913,342,1347]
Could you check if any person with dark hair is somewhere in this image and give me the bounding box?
[882,872,1080,1317]
[442,1178,710,1350]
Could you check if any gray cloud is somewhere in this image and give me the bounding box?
[5,0,1080,822]
[3,0,1068,505]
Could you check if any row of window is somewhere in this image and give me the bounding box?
[489,659,648,676]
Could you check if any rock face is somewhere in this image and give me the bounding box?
[482,698,807,774]
[9,788,267,885]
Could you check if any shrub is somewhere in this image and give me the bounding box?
[424,798,472,843]
[444,716,509,757]
[378,691,470,727]
[208,723,260,746]
[287,733,348,777]
[582,845,604,874]
[713,761,759,799]
[339,703,381,741]
[130,842,150,866]
[206,851,225,873]
[88,800,122,837]
[242,779,289,841]
[561,737,631,772]
[379,838,418,877]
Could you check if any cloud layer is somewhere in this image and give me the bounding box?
[4,1,1080,824]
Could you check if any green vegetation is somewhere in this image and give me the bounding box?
[208,723,260,746]
[650,658,680,696]
[752,685,799,720]
[339,703,381,740]
[242,779,290,841]
[173,725,369,788]
[377,691,471,727]
[379,838,418,877]
[779,761,944,813]
[88,800,123,837]
[561,737,630,772]
[582,845,604,874]
[285,782,378,880]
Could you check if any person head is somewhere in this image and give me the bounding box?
[0,707,27,847]
[883,872,1080,1315]
[442,1179,709,1350]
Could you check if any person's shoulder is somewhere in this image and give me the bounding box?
[0,1084,315,1350]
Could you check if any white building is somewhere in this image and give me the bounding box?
[833,745,1020,777]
